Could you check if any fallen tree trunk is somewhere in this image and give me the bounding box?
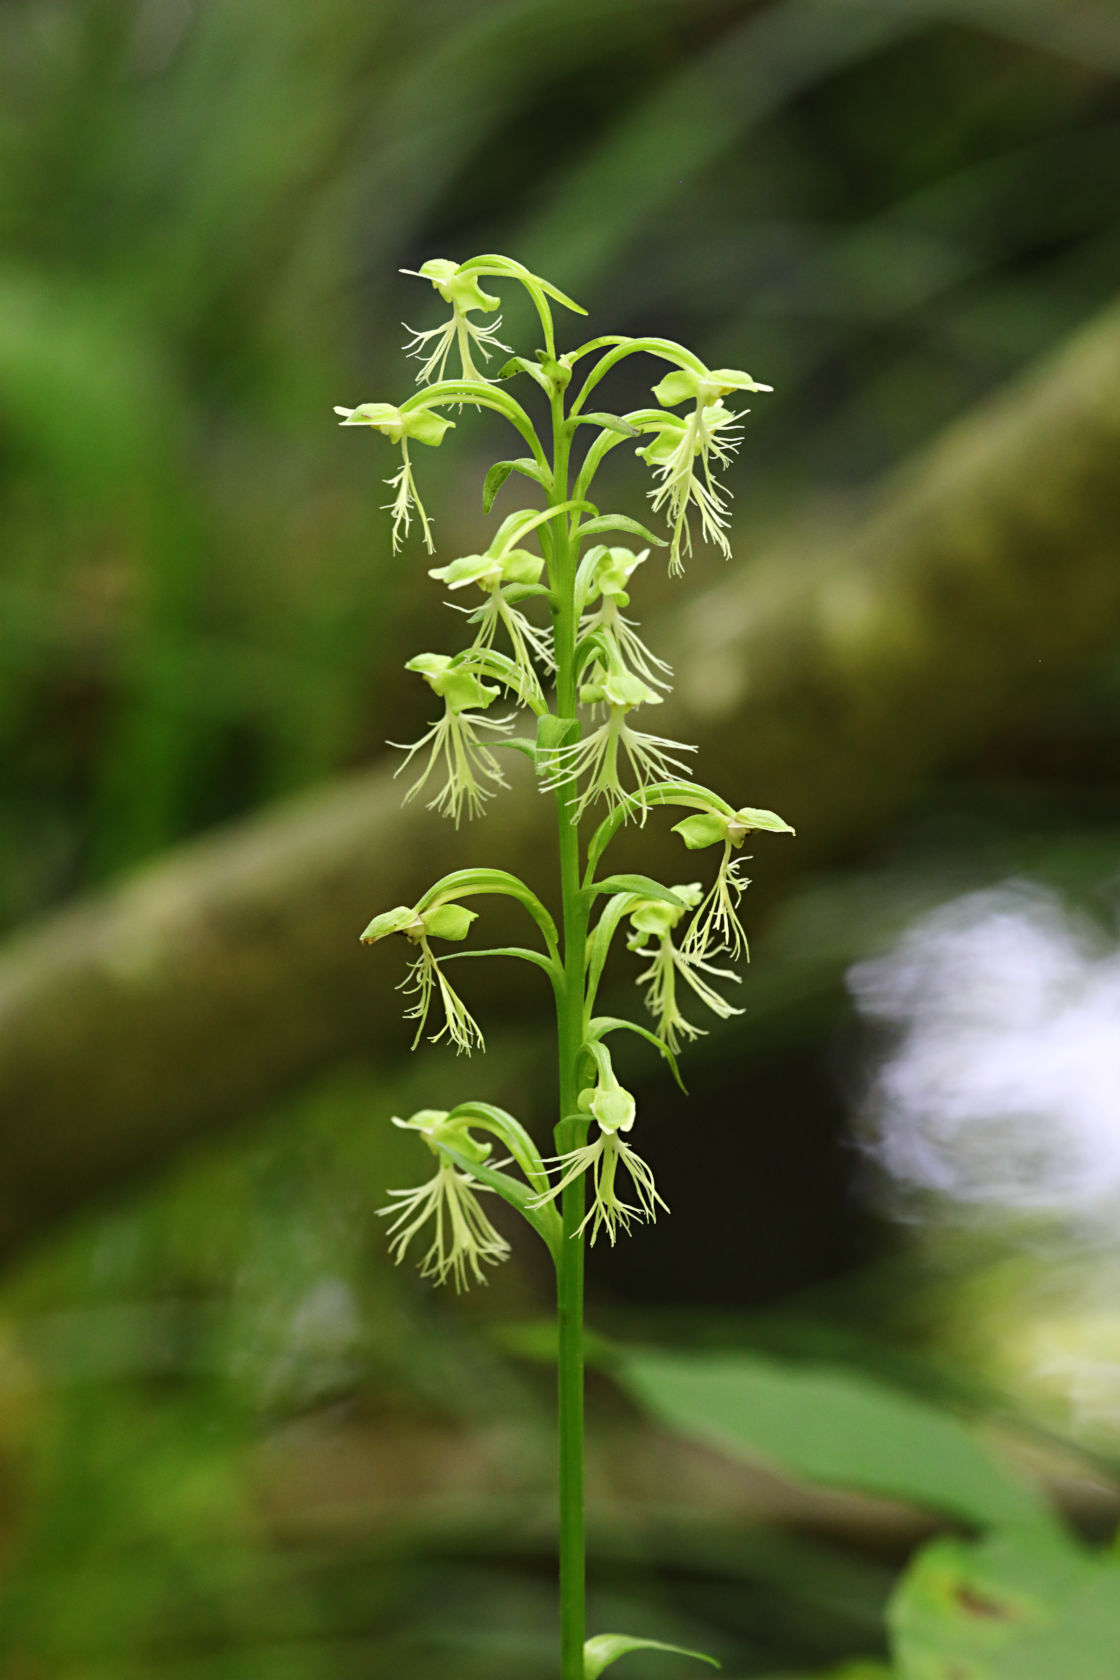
[4,295,1120,1256]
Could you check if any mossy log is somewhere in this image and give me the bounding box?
[4,297,1120,1256]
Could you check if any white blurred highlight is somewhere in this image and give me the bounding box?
[849,883,1120,1221]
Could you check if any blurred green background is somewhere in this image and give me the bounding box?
[5,1,1120,1675]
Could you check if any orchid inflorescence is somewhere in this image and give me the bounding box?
[342,249,794,1258]
[338,252,792,1679]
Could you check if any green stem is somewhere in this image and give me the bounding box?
[550,382,589,1680]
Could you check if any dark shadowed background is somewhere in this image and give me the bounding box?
[4,2,1120,1675]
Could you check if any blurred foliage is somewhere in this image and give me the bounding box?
[1,1068,1116,1677]
[6,0,1120,1674]
[623,1348,1120,1678]
[5,0,1120,917]
[619,1349,1055,1533]
[0,1066,895,1679]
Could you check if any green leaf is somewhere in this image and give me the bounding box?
[458,643,545,712]
[577,513,667,545]
[586,874,685,907]
[587,1015,687,1092]
[569,334,631,363]
[573,425,630,504]
[482,458,547,512]
[584,1633,720,1680]
[514,497,598,542]
[492,735,538,762]
[571,412,641,438]
[446,1100,552,1197]
[498,354,551,391]
[890,1529,1120,1680]
[492,505,547,548]
[537,713,580,753]
[435,1141,560,1262]
[502,581,554,604]
[486,499,594,570]
[584,892,638,1015]
[620,1350,1054,1533]
[574,627,614,675]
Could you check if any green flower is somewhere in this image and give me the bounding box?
[638,401,743,576]
[637,360,772,574]
[575,546,672,693]
[333,401,452,446]
[540,662,695,821]
[684,844,751,962]
[651,364,773,409]
[379,1110,510,1290]
[401,258,512,386]
[429,548,544,592]
[406,259,503,316]
[626,884,742,1053]
[391,653,514,826]
[429,544,552,702]
[530,1053,666,1246]
[360,896,484,1054]
[576,543,648,608]
[334,401,454,553]
[673,805,794,961]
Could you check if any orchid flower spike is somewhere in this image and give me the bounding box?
[379,1109,510,1290]
[430,543,553,701]
[539,664,696,821]
[361,899,485,1054]
[575,546,672,693]
[626,885,743,1053]
[673,804,794,962]
[531,1053,667,1246]
[401,258,512,386]
[390,653,514,826]
[636,362,771,577]
[334,402,453,554]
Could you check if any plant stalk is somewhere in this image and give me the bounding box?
[550,385,589,1680]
